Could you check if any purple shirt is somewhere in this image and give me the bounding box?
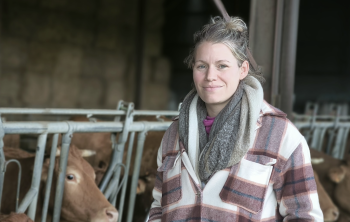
[203,116,215,135]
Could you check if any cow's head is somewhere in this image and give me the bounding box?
[41,145,118,222]
[328,159,350,213]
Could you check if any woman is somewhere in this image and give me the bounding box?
[148,16,323,221]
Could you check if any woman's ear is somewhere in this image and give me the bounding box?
[239,60,249,80]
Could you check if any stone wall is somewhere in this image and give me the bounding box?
[0,0,170,110]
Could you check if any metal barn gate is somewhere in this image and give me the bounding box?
[294,102,350,159]
[0,101,179,222]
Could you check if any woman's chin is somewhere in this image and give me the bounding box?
[201,98,230,107]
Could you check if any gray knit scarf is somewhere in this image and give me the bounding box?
[179,76,263,182]
[179,82,243,182]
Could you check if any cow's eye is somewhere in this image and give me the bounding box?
[67,175,74,180]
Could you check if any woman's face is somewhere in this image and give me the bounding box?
[193,41,248,116]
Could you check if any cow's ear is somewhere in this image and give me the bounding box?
[328,165,346,183]
[41,158,51,181]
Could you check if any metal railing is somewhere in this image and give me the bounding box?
[294,103,350,159]
[0,101,179,222]
[5,100,350,221]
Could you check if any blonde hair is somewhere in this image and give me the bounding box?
[184,16,264,83]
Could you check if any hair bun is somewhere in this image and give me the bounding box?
[225,17,247,33]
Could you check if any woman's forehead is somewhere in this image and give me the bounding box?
[195,42,236,62]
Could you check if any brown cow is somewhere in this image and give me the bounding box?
[1,145,118,222]
[3,134,20,149]
[328,159,350,217]
[311,148,350,220]
[313,170,339,221]
[0,213,33,222]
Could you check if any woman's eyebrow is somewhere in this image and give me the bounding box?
[195,60,207,63]
[216,60,230,63]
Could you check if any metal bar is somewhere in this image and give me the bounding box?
[18,188,37,213]
[118,132,135,222]
[326,109,341,155]
[326,128,336,155]
[104,163,127,200]
[338,128,350,159]
[126,130,147,222]
[0,108,125,115]
[295,122,350,129]
[293,114,350,121]
[101,142,127,195]
[271,0,284,107]
[41,133,59,222]
[133,110,179,116]
[332,128,344,159]
[27,133,48,220]
[114,101,125,122]
[4,159,22,212]
[109,104,134,204]
[52,130,73,222]
[101,103,134,193]
[100,136,124,193]
[110,163,123,205]
[100,101,133,192]
[310,128,323,151]
[2,121,171,134]
[0,108,179,117]
[118,103,134,145]
[102,130,118,196]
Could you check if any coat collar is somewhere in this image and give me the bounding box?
[260,100,287,118]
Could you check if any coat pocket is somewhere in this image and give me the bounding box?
[220,158,274,214]
[157,152,182,207]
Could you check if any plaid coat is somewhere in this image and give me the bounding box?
[148,101,323,222]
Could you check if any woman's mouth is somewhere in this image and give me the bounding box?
[203,86,223,91]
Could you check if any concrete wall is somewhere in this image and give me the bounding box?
[0,0,170,110]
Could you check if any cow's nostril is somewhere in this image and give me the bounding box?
[98,161,106,169]
[105,209,118,222]
[333,210,339,217]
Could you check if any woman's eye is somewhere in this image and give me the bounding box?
[67,175,74,180]
[197,65,206,69]
[218,64,228,69]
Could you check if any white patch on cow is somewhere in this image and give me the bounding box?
[311,158,324,165]
[55,149,61,156]
[80,149,96,157]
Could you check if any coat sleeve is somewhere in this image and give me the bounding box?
[148,141,163,222]
[273,137,323,221]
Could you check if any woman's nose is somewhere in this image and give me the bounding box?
[205,67,217,81]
